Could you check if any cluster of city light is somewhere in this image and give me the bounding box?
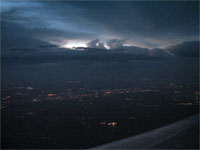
[100,122,118,127]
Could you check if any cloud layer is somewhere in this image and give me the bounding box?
[1,0,199,66]
[167,41,199,57]
[2,0,199,51]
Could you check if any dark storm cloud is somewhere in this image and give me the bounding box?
[167,41,199,58]
[68,1,199,47]
[1,0,96,50]
[2,51,162,65]
[1,19,94,55]
[2,42,170,64]
[39,45,57,48]
[1,21,48,50]
[117,46,150,56]
[149,48,171,58]
[1,0,199,57]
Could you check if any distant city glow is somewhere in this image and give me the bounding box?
[48,94,57,97]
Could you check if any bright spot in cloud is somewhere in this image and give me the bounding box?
[61,41,87,49]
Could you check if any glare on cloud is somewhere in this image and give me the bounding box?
[61,41,87,49]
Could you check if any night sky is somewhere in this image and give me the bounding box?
[1,0,199,84]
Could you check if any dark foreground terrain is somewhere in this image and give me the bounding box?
[2,79,199,149]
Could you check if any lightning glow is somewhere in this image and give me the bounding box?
[61,41,87,49]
